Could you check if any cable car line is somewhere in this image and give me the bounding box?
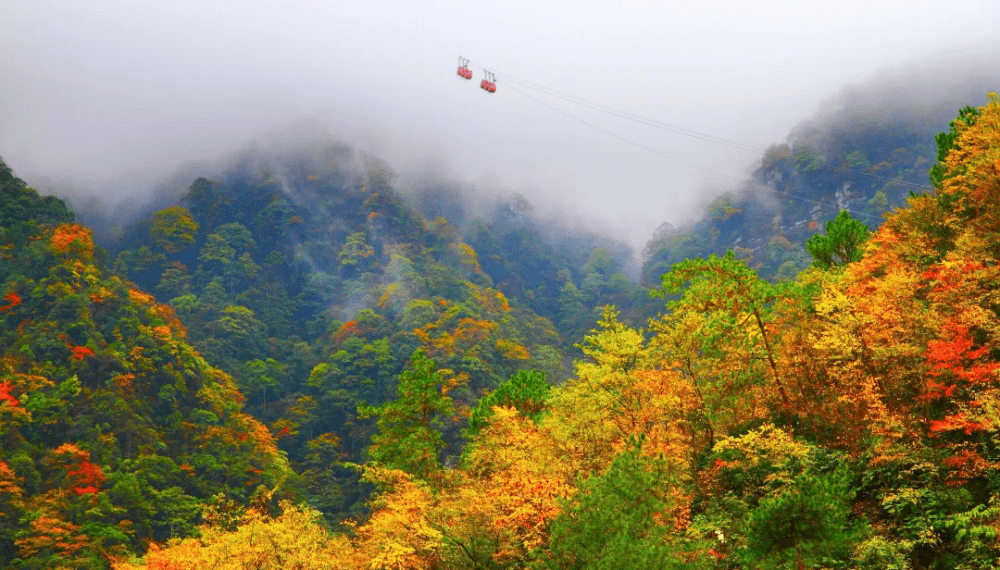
[467,58,761,153]
[504,77,761,153]
[506,84,718,175]
[458,56,934,192]
[504,75,933,192]
[506,83,882,223]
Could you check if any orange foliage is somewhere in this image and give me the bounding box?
[356,467,444,569]
[0,460,24,502]
[50,224,94,259]
[152,326,173,341]
[924,321,999,401]
[114,374,136,390]
[0,369,52,418]
[15,513,89,559]
[463,407,575,556]
[335,320,371,343]
[454,318,497,343]
[127,287,156,307]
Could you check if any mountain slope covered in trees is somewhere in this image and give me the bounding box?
[0,160,293,568]
[105,146,647,521]
[642,82,991,284]
[113,92,1000,570]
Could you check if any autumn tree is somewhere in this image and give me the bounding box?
[112,502,359,570]
[652,252,796,438]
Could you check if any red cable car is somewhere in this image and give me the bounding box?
[457,57,472,79]
[480,70,496,93]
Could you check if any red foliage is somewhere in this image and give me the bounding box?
[68,459,105,493]
[52,444,105,495]
[0,381,18,407]
[70,346,95,361]
[929,413,988,436]
[923,322,999,402]
[0,292,21,313]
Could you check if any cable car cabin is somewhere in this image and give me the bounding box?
[456,57,472,79]
[480,70,497,93]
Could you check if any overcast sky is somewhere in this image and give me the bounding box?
[3,0,998,246]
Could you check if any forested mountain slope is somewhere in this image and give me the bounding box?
[409,184,650,340]
[642,83,992,284]
[106,145,643,520]
[0,159,292,569]
[114,92,1000,570]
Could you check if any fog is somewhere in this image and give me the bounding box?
[3,0,998,248]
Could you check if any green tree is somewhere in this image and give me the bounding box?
[467,369,550,436]
[149,206,199,253]
[198,233,236,270]
[929,104,981,189]
[338,231,374,271]
[357,349,455,478]
[743,467,861,570]
[156,261,191,299]
[213,222,256,253]
[538,440,705,570]
[241,358,285,407]
[806,210,869,269]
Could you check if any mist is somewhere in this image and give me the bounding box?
[3,0,998,250]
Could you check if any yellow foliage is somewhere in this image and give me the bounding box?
[461,407,575,557]
[127,288,156,307]
[495,338,530,361]
[357,467,444,570]
[455,242,483,273]
[113,503,359,570]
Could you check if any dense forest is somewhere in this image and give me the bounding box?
[2,89,1000,569]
